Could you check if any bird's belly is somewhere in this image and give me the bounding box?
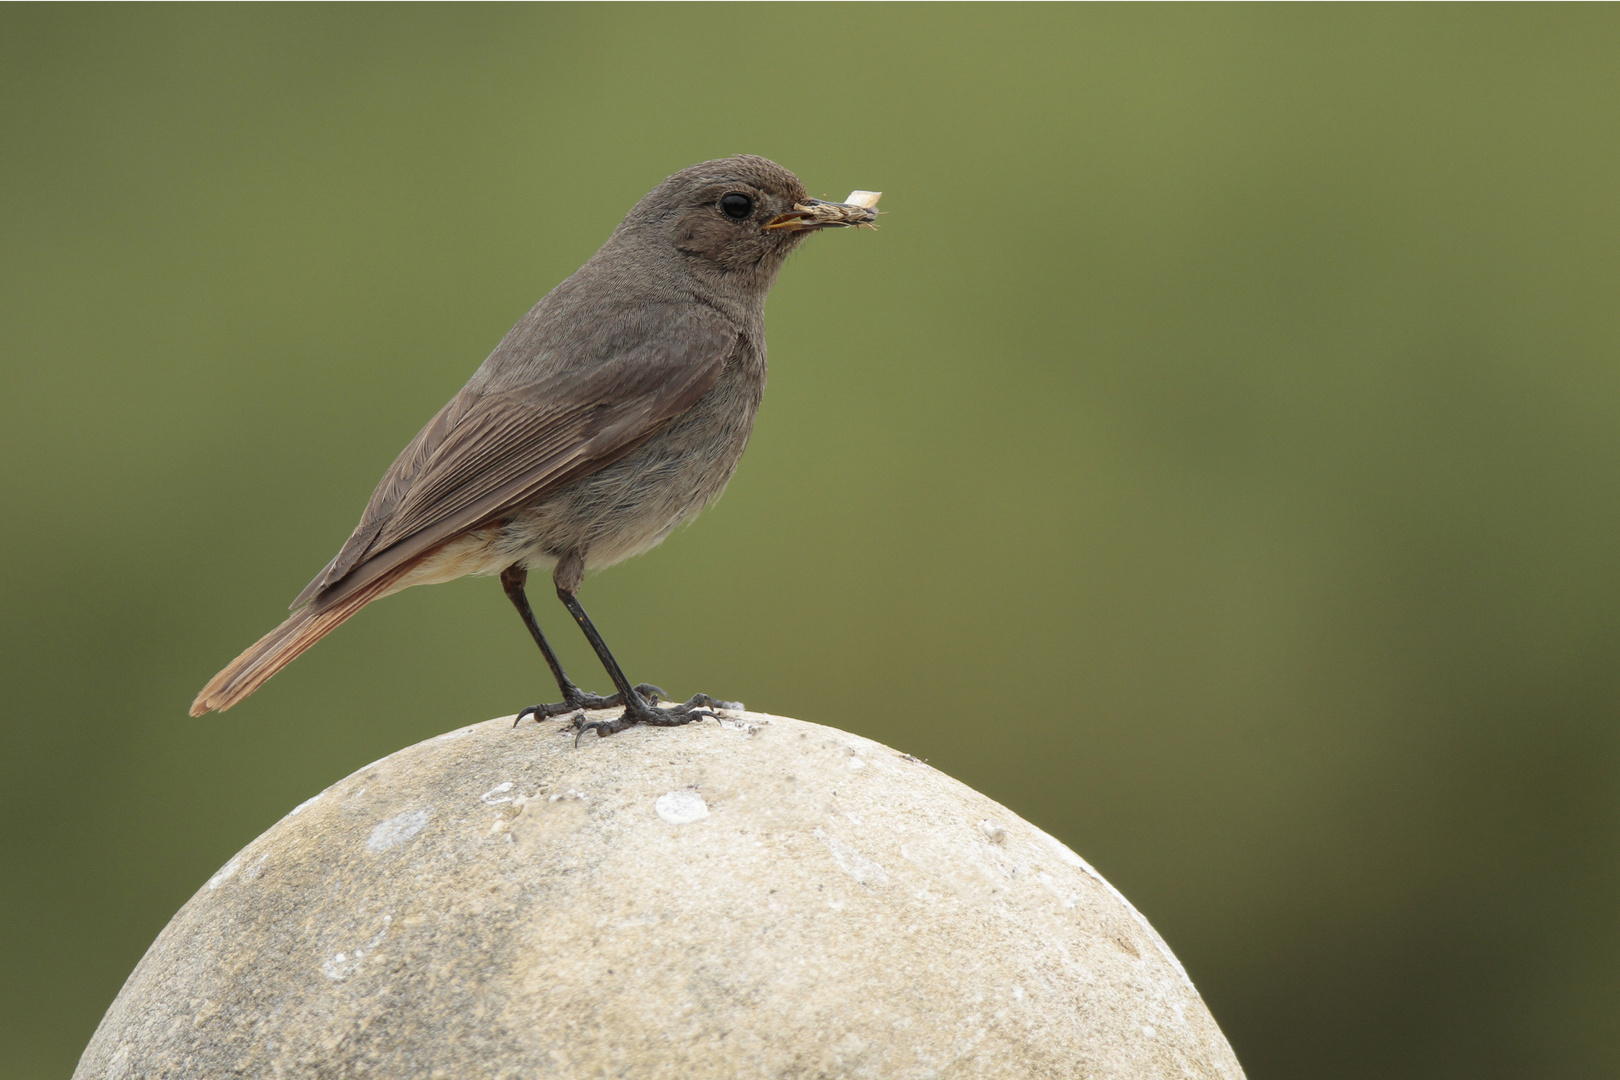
[496,364,762,573]
[381,524,508,596]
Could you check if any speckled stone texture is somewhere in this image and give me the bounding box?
[77,710,1246,1080]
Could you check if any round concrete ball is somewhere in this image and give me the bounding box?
[77,711,1246,1079]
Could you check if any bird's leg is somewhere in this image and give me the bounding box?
[550,552,738,743]
[502,565,664,726]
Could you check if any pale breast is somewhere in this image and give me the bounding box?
[494,339,767,573]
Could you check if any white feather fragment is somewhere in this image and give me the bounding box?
[844,190,882,209]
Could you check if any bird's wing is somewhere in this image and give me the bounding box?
[291,307,737,610]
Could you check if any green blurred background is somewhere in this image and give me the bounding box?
[4,4,1619,1076]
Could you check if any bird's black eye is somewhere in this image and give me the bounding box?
[720,193,754,220]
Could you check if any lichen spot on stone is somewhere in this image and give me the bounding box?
[814,828,889,887]
[205,855,241,891]
[367,808,431,852]
[655,790,709,825]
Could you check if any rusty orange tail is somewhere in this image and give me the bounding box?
[190,567,408,715]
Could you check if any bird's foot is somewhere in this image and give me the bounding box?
[572,692,742,745]
[514,683,668,727]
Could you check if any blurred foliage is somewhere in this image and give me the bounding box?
[4,5,1620,1077]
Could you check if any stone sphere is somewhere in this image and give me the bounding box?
[77,710,1245,1079]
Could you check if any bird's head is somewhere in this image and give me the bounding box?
[615,155,878,289]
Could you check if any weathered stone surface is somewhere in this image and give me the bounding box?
[78,710,1245,1079]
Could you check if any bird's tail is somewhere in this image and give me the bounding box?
[189,567,408,716]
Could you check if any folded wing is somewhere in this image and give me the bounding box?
[296,306,737,610]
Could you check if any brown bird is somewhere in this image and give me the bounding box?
[191,155,877,739]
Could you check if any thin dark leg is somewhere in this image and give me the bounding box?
[500,566,665,726]
[501,566,575,698]
[556,585,739,743]
[555,588,640,703]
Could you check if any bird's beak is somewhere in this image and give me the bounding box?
[765,191,882,231]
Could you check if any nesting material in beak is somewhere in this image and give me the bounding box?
[765,190,882,231]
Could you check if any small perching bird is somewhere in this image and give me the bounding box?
[191,156,878,740]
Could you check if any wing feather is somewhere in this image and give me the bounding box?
[291,307,736,611]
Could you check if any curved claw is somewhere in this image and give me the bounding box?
[573,714,609,747]
[515,701,576,727]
